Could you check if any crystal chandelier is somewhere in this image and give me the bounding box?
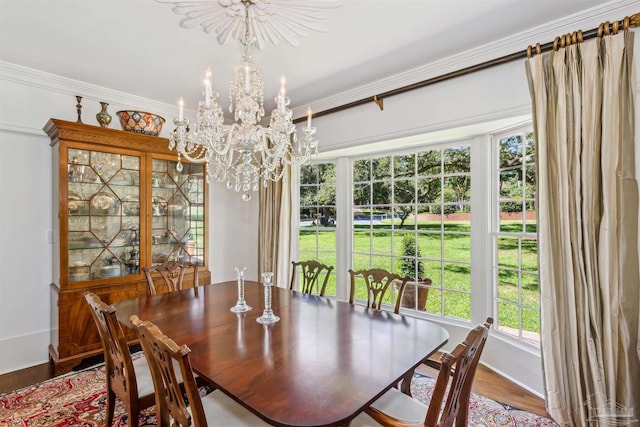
[168,1,319,201]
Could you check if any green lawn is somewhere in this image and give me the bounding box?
[298,220,540,333]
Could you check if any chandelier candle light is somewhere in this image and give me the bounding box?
[167,0,320,201]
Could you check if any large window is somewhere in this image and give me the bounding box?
[297,162,337,296]
[351,145,472,319]
[493,128,539,344]
[294,125,540,347]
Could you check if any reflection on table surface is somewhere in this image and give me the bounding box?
[114,281,449,427]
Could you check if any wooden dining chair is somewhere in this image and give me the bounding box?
[129,314,270,426]
[143,260,199,295]
[84,292,155,427]
[350,318,493,427]
[348,268,410,314]
[290,260,334,296]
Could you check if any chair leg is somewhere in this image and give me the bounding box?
[455,395,470,427]
[106,389,116,426]
[125,400,140,427]
[400,370,414,396]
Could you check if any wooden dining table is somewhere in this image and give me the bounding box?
[113,281,449,427]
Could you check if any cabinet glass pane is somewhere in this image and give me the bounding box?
[151,159,205,266]
[67,149,141,282]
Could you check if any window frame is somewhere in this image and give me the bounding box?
[294,160,338,296]
[293,122,540,349]
[490,125,540,347]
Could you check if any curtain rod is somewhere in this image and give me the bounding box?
[293,12,639,124]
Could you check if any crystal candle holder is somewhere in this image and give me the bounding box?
[230,266,252,313]
[256,272,280,324]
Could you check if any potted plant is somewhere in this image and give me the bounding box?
[397,234,431,310]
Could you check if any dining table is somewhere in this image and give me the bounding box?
[113,280,449,427]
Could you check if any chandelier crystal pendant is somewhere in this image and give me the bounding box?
[168,1,319,202]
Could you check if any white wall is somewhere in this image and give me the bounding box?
[0,62,258,374]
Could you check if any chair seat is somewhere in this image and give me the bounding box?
[199,389,271,426]
[133,355,188,399]
[350,387,428,426]
[132,355,155,398]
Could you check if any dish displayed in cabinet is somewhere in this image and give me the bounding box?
[68,241,103,250]
[152,233,173,244]
[91,192,119,215]
[98,264,121,278]
[152,252,169,264]
[152,196,167,216]
[68,191,86,214]
[68,234,103,249]
[69,262,91,281]
[110,170,136,186]
[69,272,91,281]
[122,195,140,215]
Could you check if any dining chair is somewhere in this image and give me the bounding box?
[290,260,334,296]
[143,260,199,295]
[348,268,410,314]
[350,318,493,427]
[84,292,155,427]
[129,314,270,426]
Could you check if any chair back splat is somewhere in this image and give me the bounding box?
[130,315,271,427]
[290,260,334,296]
[427,318,493,426]
[143,260,199,295]
[84,292,155,427]
[348,268,410,314]
[353,318,493,427]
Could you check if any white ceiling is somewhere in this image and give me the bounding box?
[0,0,625,121]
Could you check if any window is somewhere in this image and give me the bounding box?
[351,145,472,319]
[493,128,539,344]
[297,162,337,296]
[294,123,540,347]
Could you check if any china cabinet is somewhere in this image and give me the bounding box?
[45,118,210,374]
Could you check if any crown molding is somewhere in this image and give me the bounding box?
[0,121,46,136]
[0,61,194,119]
[293,0,638,119]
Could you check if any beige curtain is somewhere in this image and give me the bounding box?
[526,30,640,426]
[258,166,292,287]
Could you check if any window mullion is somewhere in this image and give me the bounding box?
[470,135,492,324]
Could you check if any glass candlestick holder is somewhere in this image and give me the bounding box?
[230,266,252,313]
[256,272,280,324]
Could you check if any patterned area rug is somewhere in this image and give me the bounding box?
[411,373,559,426]
[0,358,558,426]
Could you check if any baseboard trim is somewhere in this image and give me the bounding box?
[0,330,50,375]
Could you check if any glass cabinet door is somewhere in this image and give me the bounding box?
[66,148,141,282]
[150,158,205,266]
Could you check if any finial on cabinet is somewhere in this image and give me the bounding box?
[75,96,83,123]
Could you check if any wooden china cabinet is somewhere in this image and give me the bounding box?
[45,118,210,374]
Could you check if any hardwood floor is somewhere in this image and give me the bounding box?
[416,360,549,418]
[0,362,54,395]
[1,358,550,420]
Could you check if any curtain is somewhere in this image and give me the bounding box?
[258,166,292,287]
[526,31,640,426]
